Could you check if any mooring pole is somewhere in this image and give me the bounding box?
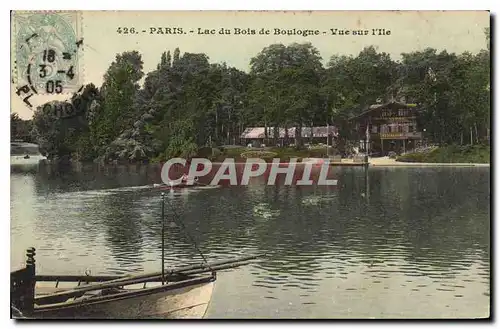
[25,247,36,314]
[161,192,165,285]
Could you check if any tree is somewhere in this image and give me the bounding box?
[31,84,101,161]
[208,63,248,145]
[248,42,324,147]
[166,51,172,68]
[323,47,398,116]
[173,47,180,65]
[114,49,227,160]
[401,45,489,145]
[160,51,167,67]
[27,37,490,163]
[485,27,490,51]
[71,83,101,160]
[11,113,32,141]
[91,51,144,152]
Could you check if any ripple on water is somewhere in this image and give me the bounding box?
[10,168,491,318]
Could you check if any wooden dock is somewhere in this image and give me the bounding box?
[329,162,369,167]
[327,155,369,167]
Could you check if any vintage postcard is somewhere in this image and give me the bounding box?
[10,10,490,319]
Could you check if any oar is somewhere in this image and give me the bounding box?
[35,274,215,310]
[35,254,262,303]
[34,261,249,304]
[181,261,251,276]
[166,253,263,274]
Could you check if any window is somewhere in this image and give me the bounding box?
[372,125,378,133]
[398,109,408,117]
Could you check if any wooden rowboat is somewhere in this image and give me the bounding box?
[12,266,215,319]
[11,193,260,319]
[153,181,204,190]
[11,253,257,319]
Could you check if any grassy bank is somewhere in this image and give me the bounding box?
[396,144,490,164]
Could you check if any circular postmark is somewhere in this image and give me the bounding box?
[13,11,84,111]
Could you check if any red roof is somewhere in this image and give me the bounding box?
[241,126,338,138]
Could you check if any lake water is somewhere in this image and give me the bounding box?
[10,163,490,319]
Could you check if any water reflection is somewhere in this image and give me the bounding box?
[10,164,490,318]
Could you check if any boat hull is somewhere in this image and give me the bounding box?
[32,281,215,319]
[156,182,203,190]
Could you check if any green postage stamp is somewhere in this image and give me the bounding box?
[12,11,83,103]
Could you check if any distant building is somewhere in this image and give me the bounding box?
[349,101,422,155]
[240,126,338,146]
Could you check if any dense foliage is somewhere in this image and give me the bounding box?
[19,29,490,163]
[11,113,32,142]
[396,144,490,163]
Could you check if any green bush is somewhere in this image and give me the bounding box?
[241,151,278,158]
[211,147,222,158]
[308,148,328,158]
[197,146,214,158]
[240,151,278,162]
[223,147,249,157]
[307,144,326,150]
[396,152,428,162]
[267,146,327,159]
[396,144,490,163]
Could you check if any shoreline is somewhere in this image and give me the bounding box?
[207,158,490,167]
[369,162,490,167]
[20,157,489,168]
[360,157,489,167]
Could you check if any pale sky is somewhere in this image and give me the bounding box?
[11,10,490,119]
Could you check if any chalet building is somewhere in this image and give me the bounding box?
[349,101,422,155]
[241,126,338,147]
